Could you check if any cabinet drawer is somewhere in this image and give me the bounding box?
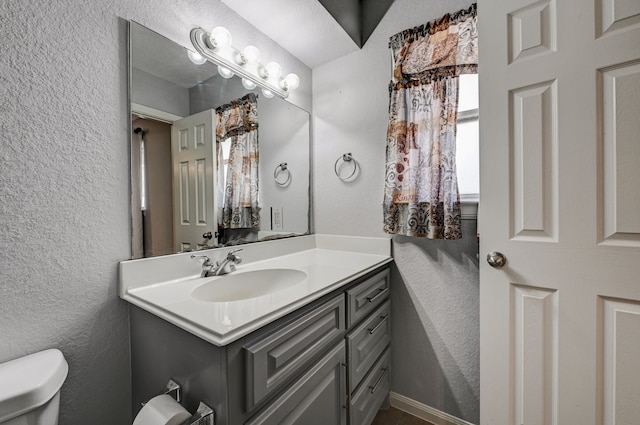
[347,300,391,394]
[245,342,347,425]
[346,269,389,327]
[350,347,390,425]
[244,294,346,410]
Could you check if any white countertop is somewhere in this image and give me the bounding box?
[120,235,392,346]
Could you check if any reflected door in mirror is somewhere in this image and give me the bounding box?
[171,110,218,251]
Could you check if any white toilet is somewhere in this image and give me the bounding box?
[0,349,68,425]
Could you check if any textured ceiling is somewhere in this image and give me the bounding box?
[221,0,361,68]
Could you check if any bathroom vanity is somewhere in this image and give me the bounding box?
[120,235,392,425]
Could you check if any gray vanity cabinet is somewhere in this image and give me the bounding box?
[245,343,347,425]
[347,300,391,392]
[129,266,390,425]
[346,270,389,327]
[244,295,345,411]
[345,271,391,425]
[350,348,390,425]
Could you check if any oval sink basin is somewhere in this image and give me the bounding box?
[191,268,307,302]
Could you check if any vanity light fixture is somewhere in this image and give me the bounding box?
[190,26,300,99]
[217,65,234,79]
[242,46,260,63]
[241,78,257,90]
[187,50,207,65]
[209,26,232,48]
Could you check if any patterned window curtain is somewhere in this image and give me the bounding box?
[383,4,477,239]
[216,93,260,229]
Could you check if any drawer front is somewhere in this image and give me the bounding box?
[347,300,391,394]
[245,342,347,425]
[350,347,390,425]
[346,269,390,327]
[244,294,346,410]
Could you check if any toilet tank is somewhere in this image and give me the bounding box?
[0,349,69,425]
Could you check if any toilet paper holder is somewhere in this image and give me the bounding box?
[164,379,182,403]
[144,379,215,425]
[188,402,215,425]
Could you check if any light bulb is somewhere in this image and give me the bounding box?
[235,52,247,65]
[187,50,206,65]
[242,45,260,63]
[265,62,282,80]
[217,65,234,79]
[284,73,300,90]
[242,78,256,90]
[262,89,274,98]
[258,65,269,79]
[209,26,232,48]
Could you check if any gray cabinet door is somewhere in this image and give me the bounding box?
[350,348,390,425]
[245,343,347,425]
[244,294,345,410]
[347,300,391,394]
[346,270,389,327]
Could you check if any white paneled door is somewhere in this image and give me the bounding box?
[171,109,218,252]
[478,1,640,424]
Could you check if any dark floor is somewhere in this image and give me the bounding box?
[372,407,433,425]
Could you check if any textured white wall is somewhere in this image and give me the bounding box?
[391,222,479,423]
[0,1,310,424]
[311,0,479,422]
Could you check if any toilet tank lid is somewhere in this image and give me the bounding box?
[0,349,69,422]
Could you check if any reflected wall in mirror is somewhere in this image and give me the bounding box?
[130,21,310,259]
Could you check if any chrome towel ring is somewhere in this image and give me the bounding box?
[334,153,358,181]
[274,162,291,186]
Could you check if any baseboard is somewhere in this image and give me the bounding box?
[389,392,475,425]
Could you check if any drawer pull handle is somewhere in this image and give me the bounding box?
[368,314,389,335]
[366,287,388,303]
[369,367,389,394]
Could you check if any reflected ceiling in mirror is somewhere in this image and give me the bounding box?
[129,21,311,259]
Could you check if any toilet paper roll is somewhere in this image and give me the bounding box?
[133,394,192,425]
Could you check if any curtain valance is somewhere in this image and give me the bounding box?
[389,3,477,87]
[215,93,258,142]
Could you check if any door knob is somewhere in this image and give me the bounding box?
[486,251,507,268]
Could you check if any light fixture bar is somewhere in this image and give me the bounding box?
[190,28,290,99]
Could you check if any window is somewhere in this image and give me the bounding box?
[456,74,479,199]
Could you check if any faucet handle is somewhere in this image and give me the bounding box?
[227,248,243,263]
[191,254,213,266]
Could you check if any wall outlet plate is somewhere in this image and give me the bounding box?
[271,207,284,230]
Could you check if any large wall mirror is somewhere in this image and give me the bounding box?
[129,21,310,259]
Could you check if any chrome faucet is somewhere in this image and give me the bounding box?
[191,248,243,277]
